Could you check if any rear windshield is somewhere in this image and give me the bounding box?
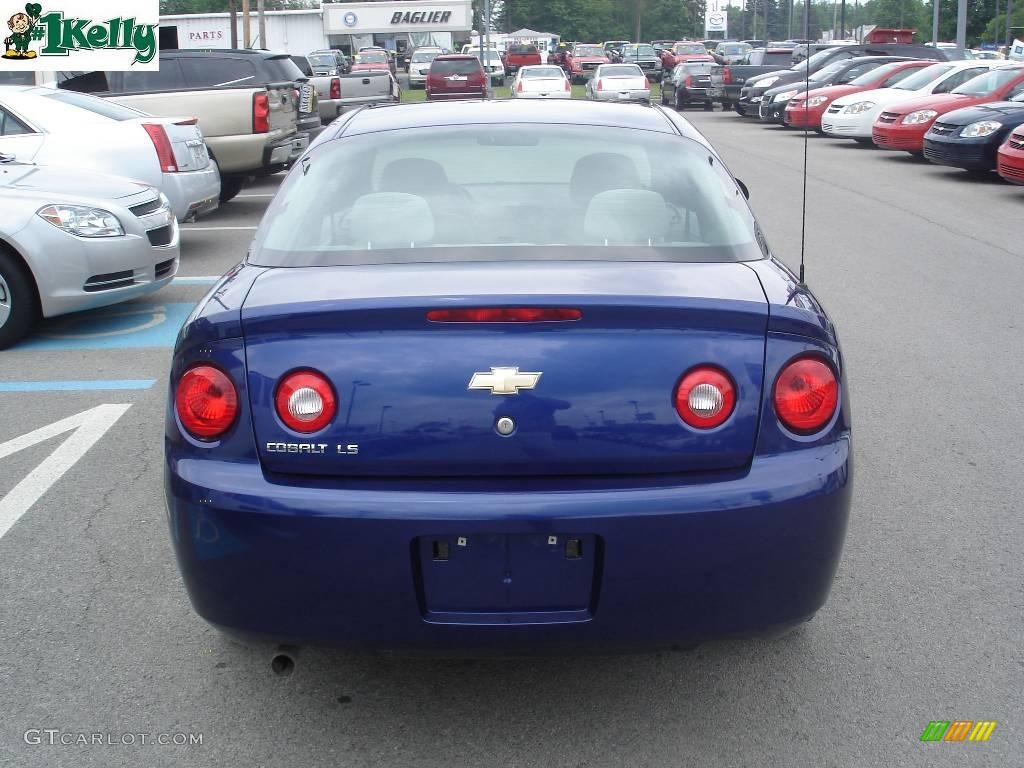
[509,45,539,55]
[892,63,954,89]
[674,44,706,55]
[718,44,750,55]
[40,89,144,120]
[431,59,482,75]
[0,71,35,85]
[624,45,657,57]
[262,56,306,82]
[308,54,336,67]
[411,51,439,63]
[523,67,565,78]
[249,124,761,267]
[760,51,794,64]
[357,52,389,64]
[601,65,644,77]
[952,68,1022,96]
[290,56,313,76]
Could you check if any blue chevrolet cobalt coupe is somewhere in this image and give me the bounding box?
[165,100,851,653]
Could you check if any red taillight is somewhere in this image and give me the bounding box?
[723,68,733,85]
[275,370,337,433]
[597,79,604,91]
[175,365,238,440]
[517,80,524,92]
[674,366,736,429]
[330,77,341,100]
[564,78,571,91]
[252,92,270,133]
[426,308,582,323]
[773,357,838,434]
[685,75,693,87]
[142,123,177,173]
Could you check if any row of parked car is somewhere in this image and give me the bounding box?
[0,46,400,349]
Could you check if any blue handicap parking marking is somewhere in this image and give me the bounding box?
[18,302,195,350]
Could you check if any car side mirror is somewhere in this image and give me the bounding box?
[736,179,750,199]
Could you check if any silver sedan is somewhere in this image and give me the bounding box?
[0,156,179,349]
[585,64,651,102]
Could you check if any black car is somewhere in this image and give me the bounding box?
[757,55,915,123]
[738,43,947,116]
[923,93,1024,171]
[661,61,714,110]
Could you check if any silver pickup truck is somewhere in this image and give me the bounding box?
[336,71,401,113]
[291,55,343,124]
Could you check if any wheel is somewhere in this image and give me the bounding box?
[219,175,244,204]
[703,100,713,111]
[721,100,732,110]
[854,137,873,145]
[0,247,38,350]
[660,87,668,105]
[734,105,746,116]
[675,91,686,110]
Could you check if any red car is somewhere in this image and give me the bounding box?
[660,41,714,70]
[565,43,609,84]
[872,64,1024,154]
[503,43,543,75]
[351,49,391,73]
[426,54,487,101]
[784,59,932,131]
[996,126,1024,184]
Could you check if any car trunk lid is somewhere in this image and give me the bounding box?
[241,261,769,478]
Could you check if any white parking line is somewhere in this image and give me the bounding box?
[181,226,258,231]
[0,404,131,541]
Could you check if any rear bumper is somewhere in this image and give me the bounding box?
[922,135,996,170]
[161,165,220,223]
[426,91,487,101]
[165,437,852,652]
[591,90,651,102]
[262,134,308,167]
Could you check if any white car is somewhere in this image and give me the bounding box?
[510,65,572,98]
[821,60,1006,141]
[407,48,443,87]
[0,155,178,349]
[474,50,507,86]
[586,64,651,102]
[0,85,220,222]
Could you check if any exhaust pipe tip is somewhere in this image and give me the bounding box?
[270,645,299,677]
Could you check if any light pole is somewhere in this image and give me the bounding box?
[344,380,370,432]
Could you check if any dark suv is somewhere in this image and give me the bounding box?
[426,55,488,101]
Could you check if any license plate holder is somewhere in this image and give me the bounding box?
[417,533,598,623]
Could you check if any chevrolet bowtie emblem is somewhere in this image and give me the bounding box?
[468,367,542,396]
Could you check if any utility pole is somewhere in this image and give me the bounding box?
[257,0,266,49]
[788,0,794,39]
[764,0,769,41]
[932,0,939,44]
[1007,0,1015,49]
[636,0,644,42]
[241,0,251,49]
[955,0,967,49]
[229,0,238,48]
[840,0,846,38]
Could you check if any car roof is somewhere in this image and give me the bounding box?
[334,100,691,139]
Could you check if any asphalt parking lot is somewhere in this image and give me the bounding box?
[1,111,1021,768]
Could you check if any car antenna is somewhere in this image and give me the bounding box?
[797,0,811,287]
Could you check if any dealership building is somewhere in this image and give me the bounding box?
[161,1,474,56]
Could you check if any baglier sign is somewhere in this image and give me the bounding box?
[390,10,452,24]
[0,0,159,70]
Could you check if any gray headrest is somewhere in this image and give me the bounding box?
[583,189,669,244]
[569,153,641,206]
[349,193,434,248]
[379,158,450,193]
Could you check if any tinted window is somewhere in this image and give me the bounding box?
[251,125,760,266]
[892,63,954,89]
[933,67,989,93]
[40,90,143,120]
[357,52,389,64]
[118,61,186,91]
[762,52,793,65]
[601,65,644,77]
[0,107,33,135]
[261,56,306,82]
[431,59,482,75]
[290,56,313,76]
[523,67,564,78]
[509,45,539,55]
[0,71,35,85]
[575,46,605,57]
[308,54,336,67]
[178,57,257,87]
